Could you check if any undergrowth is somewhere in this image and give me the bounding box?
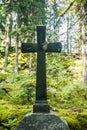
[0,52,87,130]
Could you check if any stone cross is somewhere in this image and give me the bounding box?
[21,26,62,113]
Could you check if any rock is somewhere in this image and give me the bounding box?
[15,111,69,130]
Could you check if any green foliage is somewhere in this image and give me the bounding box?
[56,108,87,130]
[1,72,36,104]
[77,110,87,127]
[0,73,8,82]
[75,0,86,4]
[0,5,6,32]
[0,52,87,130]
[0,100,32,130]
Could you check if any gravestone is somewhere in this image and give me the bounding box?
[15,26,69,130]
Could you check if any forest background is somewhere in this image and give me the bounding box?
[0,0,87,130]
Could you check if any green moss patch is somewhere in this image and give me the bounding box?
[0,99,32,130]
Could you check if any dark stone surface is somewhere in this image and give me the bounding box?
[21,42,62,53]
[15,112,69,130]
[33,100,50,113]
[35,26,48,113]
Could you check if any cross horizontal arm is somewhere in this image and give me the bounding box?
[21,42,62,53]
[21,43,37,53]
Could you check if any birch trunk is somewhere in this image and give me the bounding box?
[81,5,87,88]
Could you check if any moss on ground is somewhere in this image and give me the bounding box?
[56,108,87,130]
[0,100,87,130]
[0,53,87,129]
[0,99,32,130]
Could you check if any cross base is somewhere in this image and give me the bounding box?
[15,112,69,130]
[33,100,50,113]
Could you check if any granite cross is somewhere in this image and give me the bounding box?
[21,26,62,113]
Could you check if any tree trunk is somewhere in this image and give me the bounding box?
[81,5,87,88]
[66,12,70,53]
[15,34,19,74]
[4,13,12,70]
[4,40,9,70]
[14,14,20,74]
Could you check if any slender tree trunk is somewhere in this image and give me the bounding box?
[29,53,32,69]
[66,12,70,53]
[81,5,87,88]
[14,14,20,74]
[69,35,72,53]
[4,40,9,70]
[15,34,19,74]
[4,14,12,70]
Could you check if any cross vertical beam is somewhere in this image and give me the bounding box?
[36,26,46,101]
[33,26,50,113]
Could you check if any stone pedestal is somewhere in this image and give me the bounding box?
[33,100,50,113]
[15,111,69,130]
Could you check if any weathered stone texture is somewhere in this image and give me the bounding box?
[15,112,69,130]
